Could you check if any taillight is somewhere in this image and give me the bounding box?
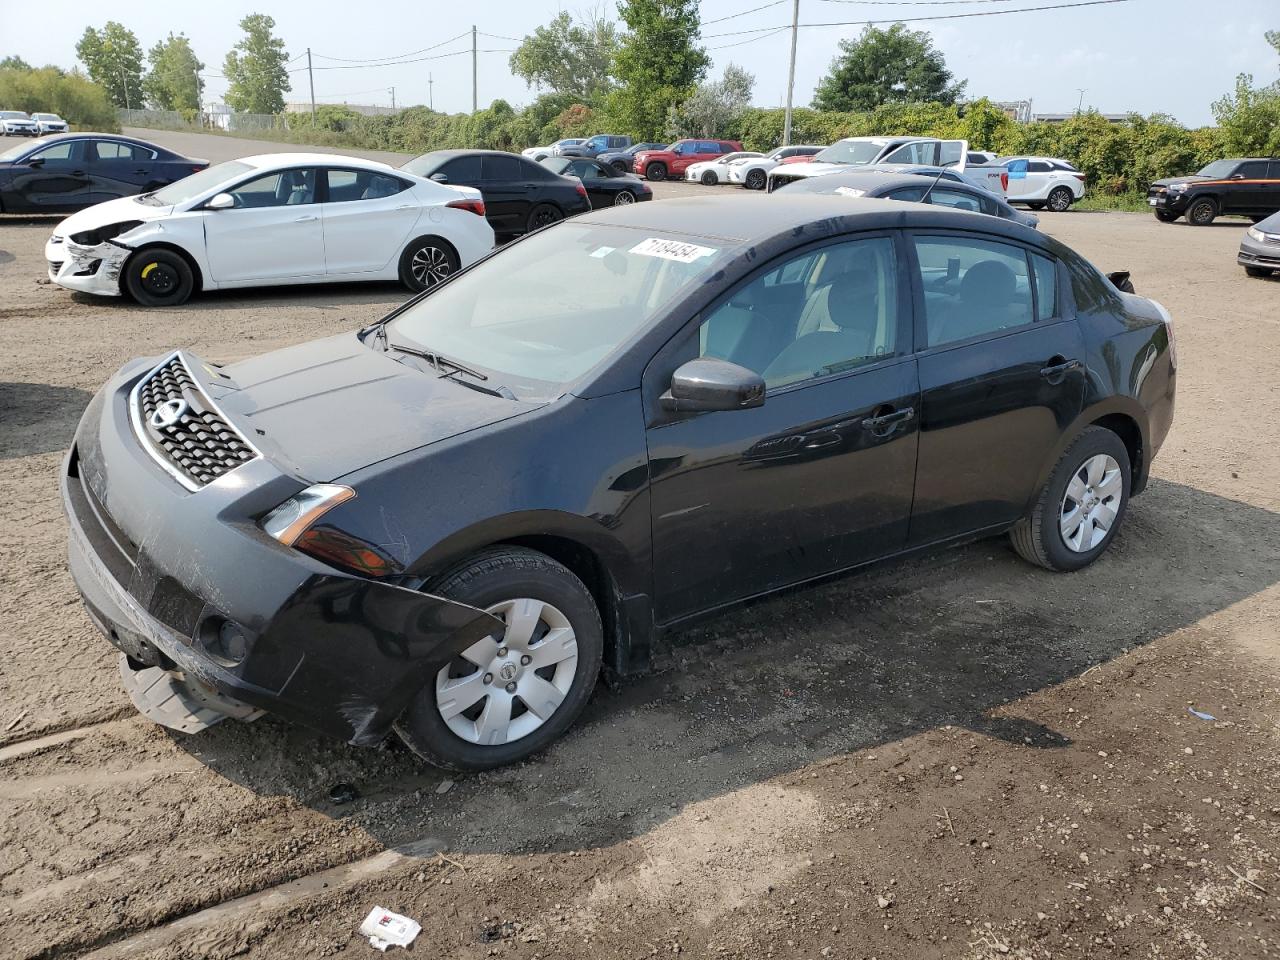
[1073,173,1086,182]
[446,198,486,217]
[1150,299,1177,372]
[191,166,203,173]
[574,182,587,198]
[1000,172,1009,192]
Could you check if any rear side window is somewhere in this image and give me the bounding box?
[912,236,1035,347]
[483,155,521,180]
[325,169,408,202]
[887,186,927,202]
[1027,161,1052,173]
[440,156,482,182]
[928,188,984,214]
[93,141,154,161]
[1031,254,1059,320]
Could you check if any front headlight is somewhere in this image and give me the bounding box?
[1248,226,1279,243]
[1166,182,1188,193]
[69,220,144,246]
[261,484,355,546]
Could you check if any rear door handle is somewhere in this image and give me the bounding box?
[862,406,915,433]
[293,215,318,222]
[395,204,414,210]
[1040,357,1082,382]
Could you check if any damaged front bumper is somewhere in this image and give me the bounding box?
[62,366,503,746]
[45,235,130,296]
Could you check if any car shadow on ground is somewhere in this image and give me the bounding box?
[64,280,410,312]
[0,381,95,459]
[172,476,1279,857]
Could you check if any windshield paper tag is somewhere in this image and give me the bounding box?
[590,246,615,258]
[630,237,717,263]
[834,186,866,198]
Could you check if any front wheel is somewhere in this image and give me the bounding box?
[399,236,459,292]
[1009,426,1131,572]
[1046,186,1074,212]
[1186,197,1217,226]
[1154,210,1179,223]
[645,162,667,182]
[744,169,767,190]
[1027,201,1045,210]
[700,170,718,186]
[122,248,194,307]
[527,203,562,232]
[611,161,628,173]
[1245,266,1274,278]
[394,547,604,771]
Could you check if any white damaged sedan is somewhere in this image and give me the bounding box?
[45,153,494,306]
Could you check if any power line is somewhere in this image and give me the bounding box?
[704,0,1133,38]
[309,30,472,65]
[816,0,1036,5]
[709,26,791,49]
[477,31,524,42]
[703,0,788,25]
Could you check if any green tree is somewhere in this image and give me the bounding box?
[223,13,290,114]
[812,23,965,113]
[0,63,119,130]
[679,62,754,138]
[510,11,618,102]
[1,55,32,71]
[75,22,145,108]
[143,33,204,111]
[608,0,710,139]
[1211,73,1280,157]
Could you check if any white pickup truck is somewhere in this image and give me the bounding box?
[767,136,1012,196]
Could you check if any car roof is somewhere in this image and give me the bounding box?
[576,194,1032,245]
[238,152,396,171]
[7,132,182,155]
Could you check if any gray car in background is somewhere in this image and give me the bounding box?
[1239,210,1280,278]
[597,142,668,173]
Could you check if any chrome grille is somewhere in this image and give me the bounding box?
[130,352,258,490]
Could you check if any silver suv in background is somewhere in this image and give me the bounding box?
[0,111,40,136]
[31,113,68,134]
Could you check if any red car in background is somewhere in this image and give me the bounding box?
[778,154,817,164]
[633,139,744,181]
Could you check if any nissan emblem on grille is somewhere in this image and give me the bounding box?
[129,352,260,490]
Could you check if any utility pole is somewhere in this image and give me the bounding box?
[471,25,478,113]
[120,69,131,111]
[1075,88,1086,114]
[307,47,316,125]
[428,73,434,111]
[782,0,800,146]
[389,87,396,111]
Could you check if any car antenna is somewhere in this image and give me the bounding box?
[921,167,948,203]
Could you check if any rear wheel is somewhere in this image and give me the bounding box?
[645,162,667,182]
[394,547,603,771]
[744,169,767,190]
[1154,210,1179,222]
[527,203,562,232]
[1046,186,1074,212]
[612,190,636,206]
[399,236,458,292]
[1009,426,1131,572]
[123,248,194,307]
[1245,266,1274,278]
[1186,197,1217,226]
[700,170,718,186]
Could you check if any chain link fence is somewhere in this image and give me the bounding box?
[118,108,288,134]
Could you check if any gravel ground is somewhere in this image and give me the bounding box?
[1,129,1278,960]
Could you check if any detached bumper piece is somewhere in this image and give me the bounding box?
[117,654,264,733]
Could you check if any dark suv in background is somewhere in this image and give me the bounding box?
[1148,157,1280,225]
[556,135,632,159]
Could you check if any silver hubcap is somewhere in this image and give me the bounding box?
[1060,454,1122,552]
[613,190,634,205]
[410,245,451,286]
[1050,190,1070,211]
[435,598,578,746]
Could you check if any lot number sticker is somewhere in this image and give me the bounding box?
[630,237,718,263]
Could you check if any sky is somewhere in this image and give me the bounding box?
[2,0,1277,127]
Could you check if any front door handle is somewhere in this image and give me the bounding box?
[395,204,414,210]
[862,406,916,434]
[1040,357,1082,383]
[293,215,318,222]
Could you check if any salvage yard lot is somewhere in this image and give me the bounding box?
[1,129,1278,960]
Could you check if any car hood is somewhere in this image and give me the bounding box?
[1151,175,1206,188]
[54,195,175,236]
[774,161,855,179]
[206,333,541,481]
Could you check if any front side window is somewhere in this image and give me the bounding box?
[886,186,927,202]
[699,236,899,389]
[325,169,408,202]
[31,142,75,161]
[1237,161,1268,179]
[913,235,1035,347]
[228,168,316,208]
[884,142,932,165]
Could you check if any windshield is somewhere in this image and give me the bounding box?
[146,160,253,205]
[386,223,730,398]
[1195,160,1238,179]
[0,111,30,119]
[32,113,58,120]
[813,139,890,165]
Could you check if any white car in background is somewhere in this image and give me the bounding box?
[1000,156,1086,211]
[729,145,825,190]
[45,153,494,306]
[684,151,764,185]
[521,139,585,163]
[0,110,40,136]
[31,112,69,134]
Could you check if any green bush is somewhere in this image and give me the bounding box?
[0,64,119,131]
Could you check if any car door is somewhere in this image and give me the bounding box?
[567,159,612,207]
[202,167,326,283]
[318,168,420,275]
[10,139,89,210]
[479,154,531,232]
[86,140,155,203]
[1229,160,1271,213]
[645,233,920,623]
[905,231,1085,546]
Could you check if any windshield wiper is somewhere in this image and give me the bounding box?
[384,341,517,400]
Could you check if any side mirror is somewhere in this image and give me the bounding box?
[26,156,44,168]
[1230,173,1245,180]
[1106,270,1135,293]
[1007,159,1029,180]
[661,358,765,414]
[206,192,235,210]
[430,172,448,182]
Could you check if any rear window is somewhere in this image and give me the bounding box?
[482,155,521,180]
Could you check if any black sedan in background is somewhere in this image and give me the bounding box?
[777,169,1040,228]
[401,149,591,237]
[63,196,1175,772]
[597,142,667,173]
[540,155,653,207]
[0,133,208,213]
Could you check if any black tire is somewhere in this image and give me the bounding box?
[398,236,459,292]
[527,203,562,232]
[1186,197,1217,226]
[1245,266,1273,278]
[1154,210,1179,223]
[744,168,767,190]
[611,160,628,173]
[1009,426,1131,572]
[1046,186,1074,212]
[645,161,667,182]
[394,547,604,771]
[1027,201,1045,211]
[700,170,718,186]
[1249,215,1268,223]
[123,247,195,306]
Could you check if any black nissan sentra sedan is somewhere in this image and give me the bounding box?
[63,196,1177,770]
